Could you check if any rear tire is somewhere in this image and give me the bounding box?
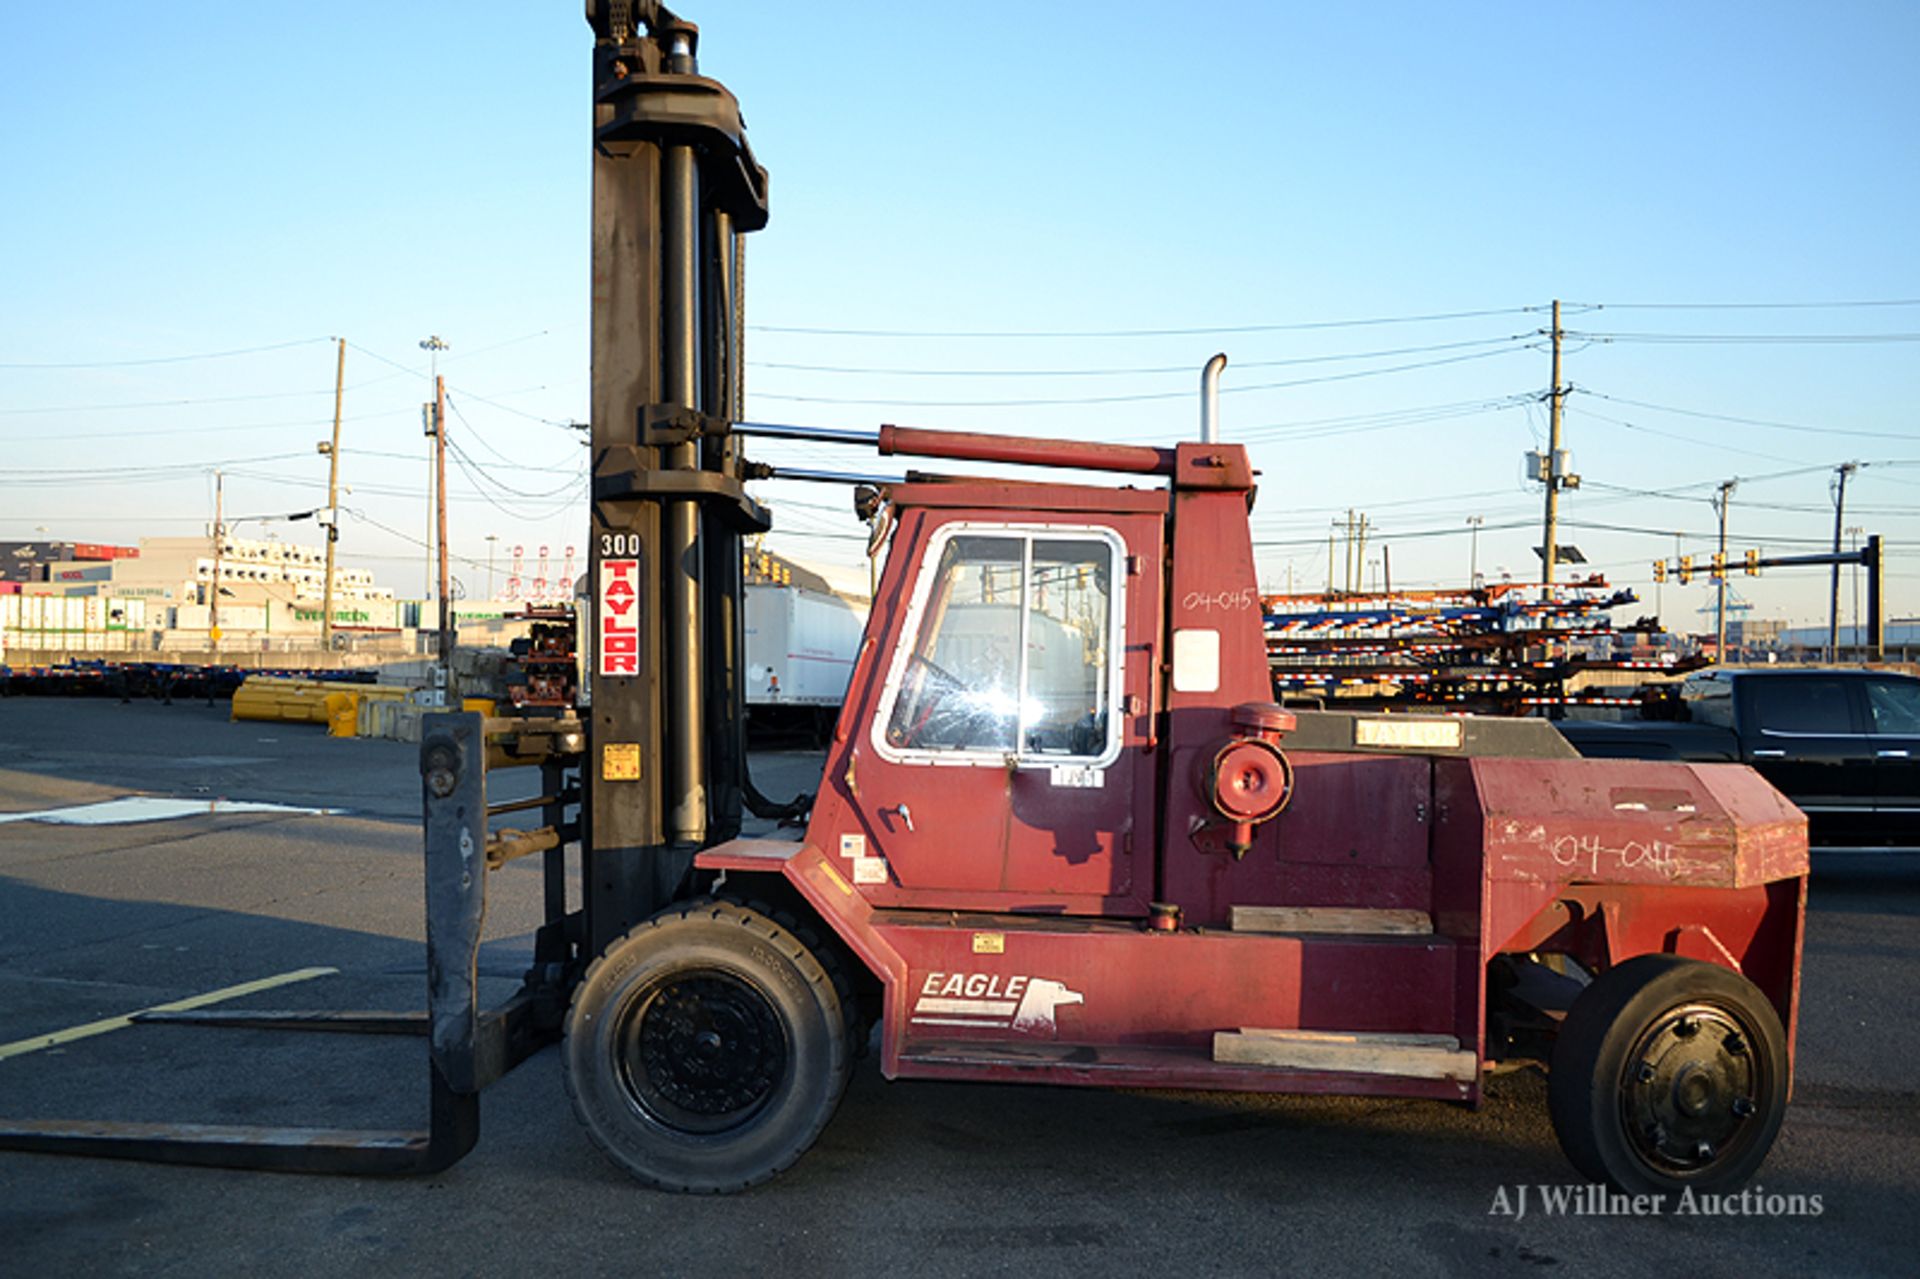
[563,899,852,1192]
[1549,954,1788,1194]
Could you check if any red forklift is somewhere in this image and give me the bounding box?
[0,2,1806,1197]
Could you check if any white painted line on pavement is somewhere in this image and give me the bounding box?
[0,797,341,826]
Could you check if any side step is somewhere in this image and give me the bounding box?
[894,1037,1476,1101]
[1229,906,1431,936]
[1213,1028,1478,1082]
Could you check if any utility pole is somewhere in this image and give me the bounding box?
[434,374,452,677]
[1359,516,1370,594]
[209,469,224,648]
[1828,462,1858,662]
[1713,479,1736,661]
[485,533,499,601]
[1466,515,1484,589]
[320,338,346,654]
[1541,299,1566,593]
[1343,510,1355,595]
[1326,530,1336,598]
[1669,532,1682,634]
[1346,512,1370,594]
[420,336,449,609]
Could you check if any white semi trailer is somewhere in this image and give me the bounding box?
[743,580,866,740]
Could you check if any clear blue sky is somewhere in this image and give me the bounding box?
[3,2,1916,628]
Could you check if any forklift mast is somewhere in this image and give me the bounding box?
[583,0,768,952]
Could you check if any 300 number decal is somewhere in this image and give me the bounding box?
[600,534,641,557]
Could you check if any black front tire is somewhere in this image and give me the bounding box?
[1549,954,1788,1194]
[563,899,853,1192]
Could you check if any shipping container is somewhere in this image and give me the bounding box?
[48,562,115,583]
[0,540,69,582]
[72,543,138,561]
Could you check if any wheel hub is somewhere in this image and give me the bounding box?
[1621,1002,1762,1175]
[619,973,788,1132]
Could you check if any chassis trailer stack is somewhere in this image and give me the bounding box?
[0,1,1808,1198]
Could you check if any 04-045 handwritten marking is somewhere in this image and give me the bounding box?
[1182,588,1259,613]
[1547,833,1688,879]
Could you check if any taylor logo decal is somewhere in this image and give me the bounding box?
[911,973,1084,1035]
[599,559,638,676]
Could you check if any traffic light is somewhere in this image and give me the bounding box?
[1711,551,1727,579]
[1744,548,1760,576]
[1652,561,1667,583]
[1677,555,1693,585]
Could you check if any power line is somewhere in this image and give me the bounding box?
[1562,518,1833,546]
[1251,517,1538,549]
[1575,298,1920,312]
[752,346,1537,409]
[446,382,581,429]
[443,394,584,471]
[1569,404,1813,468]
[748,334,1532,379]
[343,445,580,475]
[748,305,1552,340]
[0,452,313,485]
[0,336,333,371]
[1568,330,1920,345]
[0,387,344,416]
[444,436,587,501]
[1575,388,1917,442]
[344,508,496,573]
[2,407,418,444]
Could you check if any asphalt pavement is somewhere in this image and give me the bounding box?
[0,698,1915,1277]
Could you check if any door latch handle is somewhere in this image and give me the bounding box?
[1751,750,1787,758]
[881,803,915,833]
[1878,749,1912,759]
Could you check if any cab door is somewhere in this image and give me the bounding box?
[1741,675,1879,846]
[1862,676,1920,846]
[843,513,1159,916]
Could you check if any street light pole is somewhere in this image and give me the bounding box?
[485,534,499,601]
[209,470,224,651]
[320,338,346,654]
[1466,515,1483,589]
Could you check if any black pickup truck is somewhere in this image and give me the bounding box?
[1556,668,1920,851]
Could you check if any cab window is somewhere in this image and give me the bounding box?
[884,530,1117,761]
[1865,680,1920,735]
[1749,678,1857,735]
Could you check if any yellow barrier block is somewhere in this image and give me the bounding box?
[231,676,409,726]
[324,691,359,738]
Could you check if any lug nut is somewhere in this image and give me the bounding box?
[1731,1097,1755,1119]
[1634,1061,1657,1083]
